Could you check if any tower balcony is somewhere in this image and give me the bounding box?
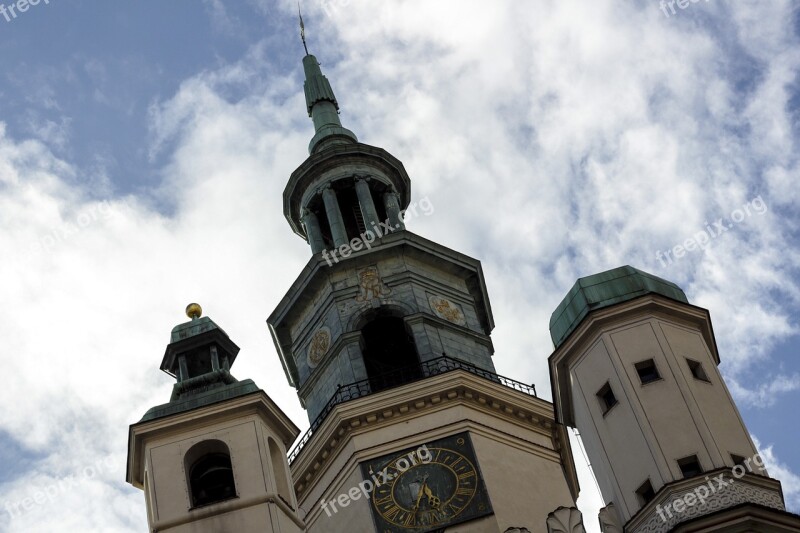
[287,355,538,465]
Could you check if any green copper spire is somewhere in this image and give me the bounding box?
[299,21,357,153]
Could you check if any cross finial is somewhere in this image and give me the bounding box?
[299,4,309,56]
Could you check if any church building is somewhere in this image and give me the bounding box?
[126,34,800,533]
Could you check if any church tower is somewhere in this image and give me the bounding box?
[548,266,800,532]
[126,304,305,532]
[267,39,583,532]
[125,21,800,533]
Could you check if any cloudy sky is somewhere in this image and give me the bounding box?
[0,1,798,531]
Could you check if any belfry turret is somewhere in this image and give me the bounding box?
[268,24,582,533]
[127,305,304,533]
[282,44,409,257]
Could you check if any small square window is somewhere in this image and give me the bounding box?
[687,359,710,382]
[636,479,655,506]
[597,382,618,414]
[678,455,703,478]
[635,359,661,384]
[731,454,746,467]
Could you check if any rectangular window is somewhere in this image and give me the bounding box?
[731,454,746,467]
[678,455,703,478]
[636,479,655,506]
[597,382,618,415]
[687,358,710,382]
[635,359,661,384]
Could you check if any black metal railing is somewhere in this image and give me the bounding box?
[289,356,536,464]
[287,356,537,465]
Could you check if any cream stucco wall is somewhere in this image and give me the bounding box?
[129,395,304,533]
[294,372,577,533]
[563,307,758,523]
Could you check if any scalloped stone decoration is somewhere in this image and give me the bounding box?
[547,506,587,533]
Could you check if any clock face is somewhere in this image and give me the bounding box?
[360,432,493,532]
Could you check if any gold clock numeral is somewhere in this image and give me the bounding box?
[455,487,472,496]
[374,493,392,507]
[384,505,402,521]
[458,470,476,480]
[422,510,441,525]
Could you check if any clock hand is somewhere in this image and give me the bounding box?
[424,484,442,510]
[413,474,428,510]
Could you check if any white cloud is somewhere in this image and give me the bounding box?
[729,375,800,409]
[753,436,800,512]
[1,1,800,531]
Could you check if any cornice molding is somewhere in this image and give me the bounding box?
[288,370,578,500]
[127,391,300,488]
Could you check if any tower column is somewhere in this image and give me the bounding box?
[322,185,348,248]
[354,176,380,231]
[383,190,405,230]
[301,208,325,254]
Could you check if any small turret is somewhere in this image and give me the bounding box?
[127,305,304,533]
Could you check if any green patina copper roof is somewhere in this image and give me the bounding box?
[139,378,260,422]
[170,316,220,343]
[549,265,689,349]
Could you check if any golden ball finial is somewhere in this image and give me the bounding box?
[186,303,203,320]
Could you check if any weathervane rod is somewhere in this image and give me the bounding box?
[299,4,309,56]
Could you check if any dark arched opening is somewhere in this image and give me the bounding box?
[361,316,421,392]
[185,440,237,508]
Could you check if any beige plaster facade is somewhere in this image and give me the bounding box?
[550,294,795,532]
[127,392,305,533]
[290,370,579,533]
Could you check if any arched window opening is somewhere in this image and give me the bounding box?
[361,316,420,392]
[185,440,236,508]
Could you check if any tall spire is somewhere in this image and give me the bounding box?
[297,15,357,153]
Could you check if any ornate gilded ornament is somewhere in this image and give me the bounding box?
[306,327,331,369]
[428,294,466,326]
[355,266,391,302]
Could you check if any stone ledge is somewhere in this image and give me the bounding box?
[627,470,784,533]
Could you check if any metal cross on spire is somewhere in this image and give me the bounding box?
[298,4,309,56]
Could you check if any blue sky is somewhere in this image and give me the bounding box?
[0,1,798,531]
